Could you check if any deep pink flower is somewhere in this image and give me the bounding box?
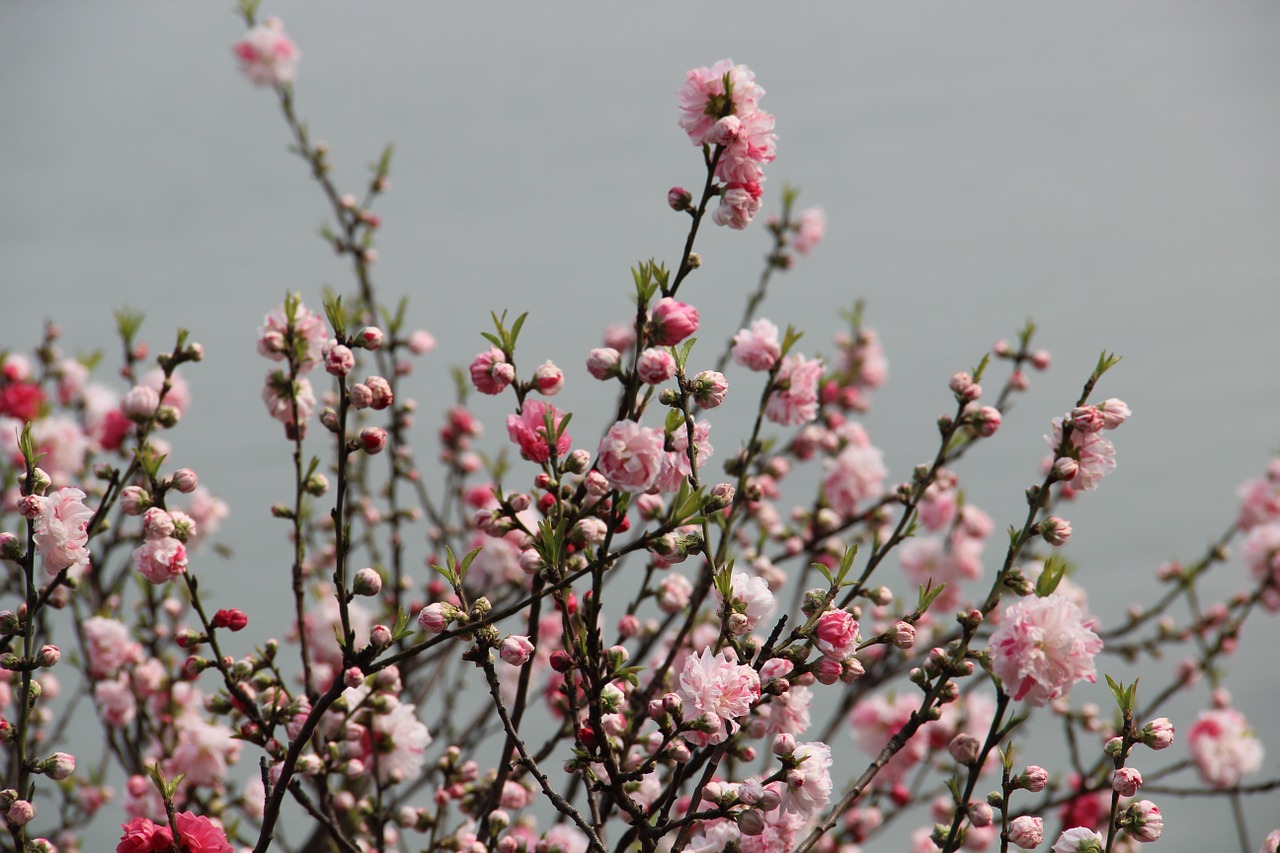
[233,19,299,88]
[636,348,677,385]
[988,593,1102,706]
[732,319,782,371]
[116,817,172,853]
[597,420,665,493]
[1187,707,1264,789]
[174,812,234,853]
[506,401,571,463]
[715,108,777,184]
[0,382,45,422]
[813,609,860,660]
[766,354,824,426]
[650,298,700,346]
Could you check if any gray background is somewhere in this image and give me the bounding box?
[3,1,1279,848]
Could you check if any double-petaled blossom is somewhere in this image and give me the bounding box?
[822,428,886,519]
[1046,412,1122,492]
[232,18,299,88]
[649,298,700,346]
[765,354,823,426]
[715,571,777,633]
[597,420,665,493]
[677,647,760,745]
[813,608,860,660]
[30,486,93,577]
[470,346,515,396]
[987,593,1102,706]
[732,319,782,372]
[506,401,571,463]
[777,742,833,818]
[116,812,232,853]
[677,60,765,147]
[656,420,713,494]
[257,300,326,371]
[1187,707,1264,789]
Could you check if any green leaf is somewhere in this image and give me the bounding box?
[917,582,948,613]
[508,312,528,348]
[456,545,484,582]
[1035,556,1067,597]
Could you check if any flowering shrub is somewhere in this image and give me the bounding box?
[1,4,1278,853]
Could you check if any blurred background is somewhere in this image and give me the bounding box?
[3,1,1279,847]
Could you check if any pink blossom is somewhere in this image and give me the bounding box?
[650,298,700,346]
[168,716,239,788]
[823,442,886,519]
[813,609,860,660]
[1139,716,1175,750]
[732,319,782,372]
[233,19,300,87]
[597,420,665,493]
[1121,800,1162,842]
[637,348,677,385]
[1260,830,1280,853]
[116,817,172,853]
[987,593,1102,706]
[1046,417,1117,492]
[506,401,571,463]
[1238,476,1280,530]
[1052,827,1104,853]
[656,420,713,493]
[713,180,764,230]
[95,678,138,727]
[1242,523,1280,611]
[533,360,564,395]
[257,299,326,370]
[469,346,515,395]
[677,60,765,146]
[850,693,926,785]
[773,741,832,818]
[350,694,431,784]
[678,647,760,745]
[262,370,315,431]
[715,108,777,184]
[1008,816,1044,849]
[586,347,622,380]
[174,813,233,853]
[121,384,160,421]
[792,207,826,255]
[82,616,142,679]
[1187,707,1264,789]
[766,354,824,426]
[1112,766,1142,797]
[692,370,728,408]
[133,535,188,584]
[31,486,93,577]
[500,635,535,667]
[543,824,590,853]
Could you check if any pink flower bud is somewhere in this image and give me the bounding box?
[950,372,979,400]
[360,427,388,454]
[1097,398,1131,430]
[470,347,513,395]
[171,468,199,494]
[1112,766,1142,797]
[407,330,436,355]
[499,635,535,667]
[1052,457,1079,481]
[949,733,981,765]
[533,360,564,396]
[417,603,453,634]
[969,802,993,828]
[120,486,150,516]
[1008,815,1043,849]
[667,186,692,212]
[1121,800,1162,842]
[365,376,394,410]
[1071,405,1105,433]
[122,385,160,421]
[587,347,622,380]
[891,621,916,649]
[617,614,640,638]
[6,800,34,826]
[325,344,355,376]
[35,645,59,668]
[771,733,795,756]
[649,298,700,346]
[142,507,176,539]
[42,752,75,781]
[370,624,393,649]
[636,348,677,385]
[1021,765,1048,792]
[343,667,364,688]
[357,326,384,350]
[1040,516,1072,546]
[971,405,1001,437]
[1031,349,1052,370]
[693,370,728,409]
[348,383,373,410]
[737,808,766,836]
[352,567,382,597]
[1139,717,1174,750]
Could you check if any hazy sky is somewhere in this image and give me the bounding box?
[3,2,1279,846]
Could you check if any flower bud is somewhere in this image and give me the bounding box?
[359,427,388,455]
[41,752,75,781]
[325,344,355,377]
[499,635,535,667]
[5,799,34,826]
[1020,765,1048,792]
[533,360,564,396]
[1039,516,1072,546]
[356,326,384,350]
[949,733,981,765]
[890,621,916,649]
[737,809,766,836]
[35,645,60,668]
[352,567,382,597]
[1007,815,1043,849]
[771,733,795,756]
[1138,717,1175,750]
[667,186,692,212]
[1112,766,1142,798]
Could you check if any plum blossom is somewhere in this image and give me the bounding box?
[678,647,761,745]
[233,18,299,88]
[713,180,764,230]
[506,401,572,463]
[656,420,713,493]
[1046,416,1119,492]
[988,593,1102,706]
[82,616,142,680]
[822,436,886,519]
[257,299,326,371]
[1187,707,1265,789]
[30,486,93,577]
[765,354,823,426]
[597,420,665,493]
[649,298,700,346]
[777,741,832,818]
[732,319,782,372]
[677,59,765,147]
[850,693,927,785]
